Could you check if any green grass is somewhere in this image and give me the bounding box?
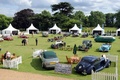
[0,33,120,80]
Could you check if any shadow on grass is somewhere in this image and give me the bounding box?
[30,58,54,71]
[30,58,45,71]
[117,50,120,52]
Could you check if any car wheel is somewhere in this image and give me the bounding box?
[106,62,111,68]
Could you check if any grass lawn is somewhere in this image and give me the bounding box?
[0,33,120,80]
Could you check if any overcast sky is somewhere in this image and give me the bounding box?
[0,0,120,17]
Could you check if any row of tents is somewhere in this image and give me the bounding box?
[1,23,120,36]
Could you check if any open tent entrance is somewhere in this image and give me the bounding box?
[93,31,102,35]
[70,30,78,34]
[12,31,19,35]
[29,30,38,34]
[50,30,57,34]
[26,23,39,34]
[117,31,120,36]
[92,24,104,35]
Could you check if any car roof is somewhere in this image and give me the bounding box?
[43,51,57,58]
[82,56,98,62]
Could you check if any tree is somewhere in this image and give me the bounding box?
[0,14,13,29]
[105,13,115,27]
[73,11,85,26]
[40,10,52,31]
[52,13,70,30]
[51,2,74,16]
[115,10,120,28]
[32,10,52,31]
[12,9,34,30]
[88,11,105,27]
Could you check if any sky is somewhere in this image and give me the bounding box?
[0,0,120,17]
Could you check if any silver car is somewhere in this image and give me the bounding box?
[40,51,59,69]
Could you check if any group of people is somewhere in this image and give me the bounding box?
[21,38,38,46]
[0,51,16,63]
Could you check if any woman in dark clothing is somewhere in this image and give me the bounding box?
[35,38,38,46]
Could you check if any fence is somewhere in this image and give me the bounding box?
[92,72,117,80]
[3,56,22,69]
[92,54,118,80]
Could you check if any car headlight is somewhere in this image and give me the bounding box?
[79,66,82,69]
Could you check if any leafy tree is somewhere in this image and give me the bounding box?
[52,13,70,29]
[84,16,90,27]
[51,2,74,16]
[12,9,34,30]
[115,10,120,28]
[88,11,105,27]
[0,14,13,29]
[73,11,85,26]
[105,13,115,27]
[40,10,52,31]
[32,10,53,31]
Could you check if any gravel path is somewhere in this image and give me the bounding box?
[0,69,73,80]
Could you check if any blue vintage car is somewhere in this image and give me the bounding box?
[99,43,111,52]
[74,55,111,75]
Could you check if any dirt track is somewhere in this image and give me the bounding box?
[0,69,73,80]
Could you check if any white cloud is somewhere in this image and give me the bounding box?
[0,0,120,17]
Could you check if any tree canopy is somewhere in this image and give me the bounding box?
[51,2,74,16]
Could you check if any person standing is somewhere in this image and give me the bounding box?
[35,38,38,46]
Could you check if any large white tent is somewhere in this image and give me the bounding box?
[49,24,61,34]
[116,28,120,36]
[26,23,39,34]
[92,24,104,35]
[2,24,20,35]
[69,24,82,34]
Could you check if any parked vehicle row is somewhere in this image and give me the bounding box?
[38,50,111,75]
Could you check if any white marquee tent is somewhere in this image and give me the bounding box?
[116,28,120,36]
[26,23,39,34]
[2,24,20,35]
[92,24,104,35]
[69,24,82,34]
[49,24,61,34]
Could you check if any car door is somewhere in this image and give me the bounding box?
[93,59,102,71]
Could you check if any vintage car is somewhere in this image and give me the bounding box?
[40,51,59,69]
[72,33,79,37]
[78,40,92,51]
[3,36,13,41]
[18,35,29,38]
[42,32,48,37]
[51,41,66,49]
[94,36,115,43]
[81,33,88,38]
[63,32,71,37]
[74,55,111,75]
[99,43,111,52]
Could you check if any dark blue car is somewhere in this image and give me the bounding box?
[74,55,111,75]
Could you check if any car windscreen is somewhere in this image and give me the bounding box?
[81,58,92,64]
[43,52,57,59]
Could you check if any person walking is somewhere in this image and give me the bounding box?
[35,38,38,46]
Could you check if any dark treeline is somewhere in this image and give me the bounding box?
[0,2,120,31]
